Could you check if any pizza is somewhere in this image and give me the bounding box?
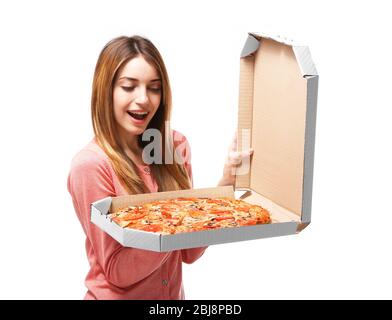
[108,197,271,235]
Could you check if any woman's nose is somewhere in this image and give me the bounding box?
[135,87,148,104]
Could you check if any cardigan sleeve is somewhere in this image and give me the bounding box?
[173,131,208,264]
[67,150,171,288]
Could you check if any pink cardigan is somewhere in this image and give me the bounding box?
[67,132,207,299]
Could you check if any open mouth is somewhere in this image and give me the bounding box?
[127,110,149,121]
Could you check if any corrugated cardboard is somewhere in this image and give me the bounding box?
[90,32,318,251]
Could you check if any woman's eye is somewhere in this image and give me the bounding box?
[121,86,135,92]
[149,87,161,93]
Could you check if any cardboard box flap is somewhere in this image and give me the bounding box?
[244,33,318,77]
[249,31,295,46]
[236,33,318,223]
[91,196,112,214]
[240,34,260,58]
[301,75,318,223]
[292,46,318,77]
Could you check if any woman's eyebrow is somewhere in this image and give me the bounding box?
[118,76,161,82]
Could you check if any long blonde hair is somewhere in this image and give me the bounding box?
[91,35,191,194]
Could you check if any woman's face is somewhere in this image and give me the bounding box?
[113,56,162,142]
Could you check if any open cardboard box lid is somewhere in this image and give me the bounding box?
[235,32,318,231]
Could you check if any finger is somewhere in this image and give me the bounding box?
[230,129,238,152]
[234,150,254,163]
[227,151,240,164]
[228,149,252,164]
[228,156,242,165]
[238,149,253,157]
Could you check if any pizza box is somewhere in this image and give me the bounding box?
[91,186,298,252]
[90,32,318,252]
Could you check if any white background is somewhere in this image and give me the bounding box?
[1,0,391,299]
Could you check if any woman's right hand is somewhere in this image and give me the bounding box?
[218,132,253,187]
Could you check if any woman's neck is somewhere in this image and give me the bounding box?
[119,135,145,166]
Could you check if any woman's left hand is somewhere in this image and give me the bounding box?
[218,133,253,187]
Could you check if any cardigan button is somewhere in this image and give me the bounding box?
[162,279,168,286]
[143,166,151,174]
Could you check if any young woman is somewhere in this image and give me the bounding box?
[67,35,253,300]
